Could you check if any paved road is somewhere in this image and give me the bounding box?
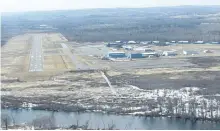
[29,35,43,72]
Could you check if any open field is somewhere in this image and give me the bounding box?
[2,33,220,123]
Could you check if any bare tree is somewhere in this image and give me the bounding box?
[173,98,178,115]
[210,99,214,120]
[1,114,11,130]
[179,96,185,115]
[107,120,116,130]
[82,120,89,129]
[217,102,220,119]
[157,97,163,113]
[10,113,15,126]
[31,115,56,129]
[163,89,168,98]
[201,104,205,119]
[167,98,174,115]
[203,99,208,119]
[189,99,196,120]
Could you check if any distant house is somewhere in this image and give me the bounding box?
[171,41,176,43]
[163,51,178,56]
[183,50,199,55]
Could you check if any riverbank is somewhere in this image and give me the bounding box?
[2,100,220,124]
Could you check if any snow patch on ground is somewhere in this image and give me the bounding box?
[22,102,37,108]
[114,86,220,119]
[128,85,145,91]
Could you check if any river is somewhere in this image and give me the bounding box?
[1,109,220,130]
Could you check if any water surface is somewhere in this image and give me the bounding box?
[1,109,220,130]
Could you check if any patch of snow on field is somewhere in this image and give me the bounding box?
[1,91,11,95]
[22,102,37,108]
[128,85,144,91]
[114,85,220,119]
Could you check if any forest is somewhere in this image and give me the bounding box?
[2,5,220,44]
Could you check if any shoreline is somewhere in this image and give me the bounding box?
[2,105,220,123]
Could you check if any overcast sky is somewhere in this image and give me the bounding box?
[1,0,220,12]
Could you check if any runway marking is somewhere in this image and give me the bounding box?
[29,35,43,72]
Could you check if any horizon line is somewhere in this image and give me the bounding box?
[2,4,220,14]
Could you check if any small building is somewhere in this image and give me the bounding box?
[183,50,199,55]
[106,43,123,48]
[107,52,126,58]
[163,51,178,56]
[122,45,133,50]
[178,41,189,44]
[142,52,159,57]
[128,52,145,58]
[165,42,171,45]
[127,41,137,44]
[133,47,146,52]
[171,41,176,43]
[195,41,204,44]
[153,41,160,43]
[140,41,151,45]
[145,48,155,52]
[211,42,219,44]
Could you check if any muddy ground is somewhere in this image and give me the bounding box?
[188,56,220,68]
[110,71,220,91]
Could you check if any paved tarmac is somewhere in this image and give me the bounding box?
[29,35,43,72]
[61,43,91,70]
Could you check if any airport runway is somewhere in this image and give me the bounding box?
[61,43,91,70]
[29,35,43,72]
